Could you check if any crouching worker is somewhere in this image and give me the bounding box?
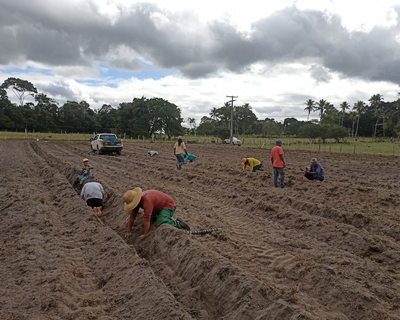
[148,150,158,157]
[242,157,264,172]
[304,158,325,181]
[80,181,104,217]
[76,158,93,185]
[123,188,190,239]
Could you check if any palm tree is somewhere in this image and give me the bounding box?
[304,99,315,120]
[314,99,327,122]
[353,100,366,137]
[373,108,386,137]
[321,102,338,125]
[339,101,350,127]
[369,94,384,108]
[369,94,384,138]
[349,111,358,137]
[209,107,218,121]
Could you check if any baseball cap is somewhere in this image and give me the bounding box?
[83,158,89,162]
[275,139,283,144]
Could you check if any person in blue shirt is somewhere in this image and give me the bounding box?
[304,158,325,181]
[77,158,93,184]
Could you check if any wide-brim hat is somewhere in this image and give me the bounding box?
[310,158,317,163]
[123,187,143,211]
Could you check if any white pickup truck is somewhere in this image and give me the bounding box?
[91,133,123,155]
[224,137,242,146]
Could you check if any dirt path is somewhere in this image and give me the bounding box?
[1,141,399,319]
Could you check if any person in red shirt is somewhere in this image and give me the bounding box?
[123,188,190,238]
[270,139,285,188]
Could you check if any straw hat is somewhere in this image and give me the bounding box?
[123,187,143,211]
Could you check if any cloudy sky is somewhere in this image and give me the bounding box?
[1,0,400,124]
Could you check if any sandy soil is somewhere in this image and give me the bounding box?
[1,140,400,320]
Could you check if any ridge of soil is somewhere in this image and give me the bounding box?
[1,141,399,320]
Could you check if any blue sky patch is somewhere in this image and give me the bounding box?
[1,66,54,76]
[99,63,174,81]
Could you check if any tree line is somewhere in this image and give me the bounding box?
[1,77,400,141]
[197,95,400,141]
[0,78,184,139]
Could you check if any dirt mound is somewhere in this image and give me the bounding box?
[1,141,400,319]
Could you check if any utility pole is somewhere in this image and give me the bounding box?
[226,95,238,144]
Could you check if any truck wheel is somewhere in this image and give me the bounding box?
[116,150,121,155]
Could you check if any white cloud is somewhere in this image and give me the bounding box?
[1,0,400,125]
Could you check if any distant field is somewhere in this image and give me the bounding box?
[1,131,399,156]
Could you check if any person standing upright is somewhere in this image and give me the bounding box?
[173,136,188,170]
[270,139,285,188]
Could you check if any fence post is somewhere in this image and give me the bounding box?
[353,145,356,154]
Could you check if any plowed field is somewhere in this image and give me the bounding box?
[1,141,400,320]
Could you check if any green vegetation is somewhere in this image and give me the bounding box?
[1,77,400,146]
[2,131,399,156]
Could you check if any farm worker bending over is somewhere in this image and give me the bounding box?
[123,188,190,238]
[76,158,93,185]
[270,139,285,188]
[80,181,104,217]
[304,158,325,181]
[242,157,263,172]
[173,136,188,170]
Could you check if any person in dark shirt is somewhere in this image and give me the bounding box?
[304,158,325,181]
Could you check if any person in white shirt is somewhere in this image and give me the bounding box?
[80,181,104,217]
